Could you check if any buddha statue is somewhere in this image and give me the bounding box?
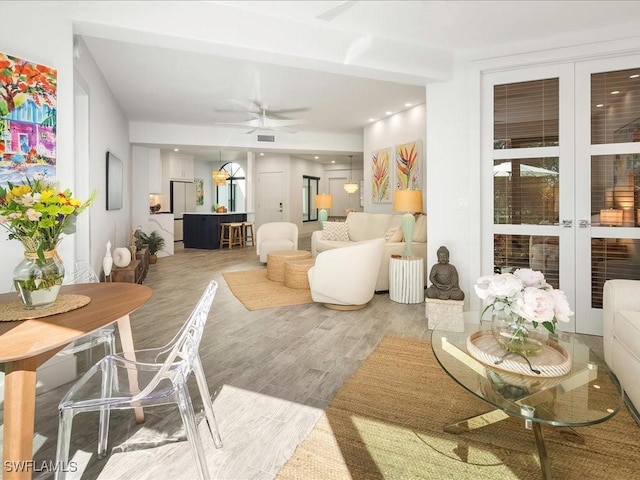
[426,246,465,301]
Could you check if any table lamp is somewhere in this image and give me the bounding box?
[393,189,423,257]
[600,208,623,226]
[315,193,333,229]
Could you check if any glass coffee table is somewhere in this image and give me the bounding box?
[431,322,623,480]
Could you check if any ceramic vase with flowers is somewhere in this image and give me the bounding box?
[0,178,95,309]
[474,268,574,356]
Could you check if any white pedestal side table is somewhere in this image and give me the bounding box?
[389,256,424,304]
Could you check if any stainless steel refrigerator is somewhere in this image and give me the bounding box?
[170,181,196,242]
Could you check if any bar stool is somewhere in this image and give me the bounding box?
[219,222,232,249]
[242,221,255,247]
[229,223,244,248]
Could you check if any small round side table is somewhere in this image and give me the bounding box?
[389,256,424,304]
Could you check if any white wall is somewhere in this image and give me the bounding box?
[363,104,427,214]
[74,37,132,278]
[0,4,75,292]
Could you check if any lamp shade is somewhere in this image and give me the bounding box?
[344,182,359,193]
[393,189,423,213]
[315,194,333,209]
[212,169,229,186]
[600,208,623,226]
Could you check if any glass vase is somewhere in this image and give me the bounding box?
[13,251,65,310]
[491,310,549,356]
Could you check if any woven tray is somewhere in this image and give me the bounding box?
[0,294,91,321]
[467,330,571,377]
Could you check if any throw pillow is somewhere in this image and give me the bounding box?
[384,226,403,243]
[322,222,350,241]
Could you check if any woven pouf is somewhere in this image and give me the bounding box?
[267,250,312,282]
[284,258,315,289]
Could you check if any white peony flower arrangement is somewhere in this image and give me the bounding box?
[474,268,574,335]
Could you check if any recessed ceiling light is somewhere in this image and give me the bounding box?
[174,148,179,152]
[259,152,264,156]
[314,156,319,159]
[368,118,376,122]
[385,111,392,115]
[630,74,640,79]
[331,160,335,164]
[611,90,620,94]
[405,103,412,107]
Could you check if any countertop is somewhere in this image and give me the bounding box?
[183,212,248,215]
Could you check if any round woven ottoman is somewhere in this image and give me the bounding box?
[284,258,315,289]
[267,250,312,282]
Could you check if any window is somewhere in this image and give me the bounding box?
[216,162,246,212]
[303,176,319,222]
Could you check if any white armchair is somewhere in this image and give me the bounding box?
[256,222,299,263]
[603,279,640,415]
[308,238,385,310]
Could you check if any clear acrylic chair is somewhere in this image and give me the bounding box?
[57,260,116,361]
[55,280,222,480]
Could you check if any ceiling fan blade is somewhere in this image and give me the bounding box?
[267,108,310,119]
[215,119,260,128]
[266,118,307,127]
[224,98,261,113]
[316,0,358,21]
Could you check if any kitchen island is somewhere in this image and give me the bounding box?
[183,212,247,249]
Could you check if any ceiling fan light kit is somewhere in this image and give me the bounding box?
[215,99,308,134]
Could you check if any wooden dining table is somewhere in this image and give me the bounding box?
[0,282,153,480]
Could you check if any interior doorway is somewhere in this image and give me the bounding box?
[257,171,285,225]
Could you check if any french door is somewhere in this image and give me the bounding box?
[483,54,640,335]
[575,56,640,334]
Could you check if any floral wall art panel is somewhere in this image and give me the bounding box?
[0,52,57,187]
[371,147,392,203]
[195,178,204,205]
[395,140,421,191]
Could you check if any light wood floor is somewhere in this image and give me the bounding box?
[3,237,605,479]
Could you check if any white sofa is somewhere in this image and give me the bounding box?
[311,211,427,292]
[603,279,640,418]
[308,238,385,310]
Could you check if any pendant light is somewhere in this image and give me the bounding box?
[212,151,229,186]
[343,155,359,193]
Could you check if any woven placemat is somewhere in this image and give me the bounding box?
[467,329,571,377]
[0,294,91,321]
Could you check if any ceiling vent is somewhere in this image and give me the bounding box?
[257,134,275,142]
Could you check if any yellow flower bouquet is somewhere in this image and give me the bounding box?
[0,178,96,308]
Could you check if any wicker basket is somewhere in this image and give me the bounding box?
[284,258,315,289]
[267,250,312,282]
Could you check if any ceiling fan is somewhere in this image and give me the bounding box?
[215,100,308,134]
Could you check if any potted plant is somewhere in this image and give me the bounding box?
[137,230,165,264]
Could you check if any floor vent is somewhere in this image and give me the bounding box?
[257,135,275,142]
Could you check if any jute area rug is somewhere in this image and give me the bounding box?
[222,268,313,310]
[277,336,640,480]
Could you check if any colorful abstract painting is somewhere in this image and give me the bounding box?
[395,140,421,191]
[372,148,392,203]
[195,178,204,206]
[0,52,57,187]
